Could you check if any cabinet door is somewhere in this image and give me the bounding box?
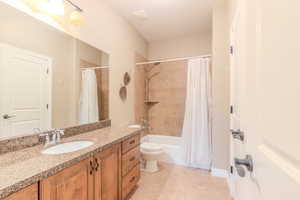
[95,144,121,200]
[40,158,94,200]
[4,184,38,200]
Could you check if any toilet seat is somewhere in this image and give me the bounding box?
[141,142,163,153]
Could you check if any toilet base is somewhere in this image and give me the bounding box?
[142,160,159,173]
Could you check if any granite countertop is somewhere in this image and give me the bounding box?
[0,126,143,199]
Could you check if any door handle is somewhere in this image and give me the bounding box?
[231,129,245,141]
[234,155,254,177]
[3,114,16,119]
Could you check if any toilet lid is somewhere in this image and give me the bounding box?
[141,142,162,152]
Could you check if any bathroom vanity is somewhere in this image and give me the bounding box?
[0,126,141,200]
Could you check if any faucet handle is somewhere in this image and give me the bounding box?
[34,128,42,134]
[39,132,50,146]
[141,119,149,128]
[55,129,65,143]
[51,133,57,142]
[58,129,65,135]
[53,128,64,134]
[39,132,48,137]
[40,129,55,145]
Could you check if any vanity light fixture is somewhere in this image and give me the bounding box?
[65,0,84,26]
[36,0,84,25]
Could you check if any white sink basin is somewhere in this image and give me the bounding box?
[128,124,141,129]
[42,140,94,155]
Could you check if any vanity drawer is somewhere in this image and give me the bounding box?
[122,145,140,176]
[122,164,140,200]
[122,134,140,154]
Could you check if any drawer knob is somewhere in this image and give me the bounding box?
[129,176,136,183]
[129,140,135,145]
[89,160,94,175]
[129,156,135,162]
[94,158,100,171]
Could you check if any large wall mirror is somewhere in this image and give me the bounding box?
[0,2,110,139]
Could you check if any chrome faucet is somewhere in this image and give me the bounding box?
[39,129,65,146]
[141,119,149,129]
[39,132,52,146]
[54,129,64,143]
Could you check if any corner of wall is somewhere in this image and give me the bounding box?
[211,0,231,171]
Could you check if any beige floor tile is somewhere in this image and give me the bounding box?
[130,163,232,200]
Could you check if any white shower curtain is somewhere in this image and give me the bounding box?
[181,58,212,170]
[79,69,99,124]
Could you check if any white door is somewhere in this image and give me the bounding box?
[229,9,245,199]
[0,43,51,138]
[230,0,300,200]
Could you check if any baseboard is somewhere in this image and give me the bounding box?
[227,175,235,198]
[211,168,229,178]
[211,168,235,199]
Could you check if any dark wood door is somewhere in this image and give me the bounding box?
[40,158,94,200]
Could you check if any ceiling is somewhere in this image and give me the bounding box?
[105,0,212,42]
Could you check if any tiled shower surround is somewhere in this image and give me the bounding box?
[135,58,187,137]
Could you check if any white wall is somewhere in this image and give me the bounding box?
[212,0,230,170]
[68,0,148,126]
[148,33,211,60]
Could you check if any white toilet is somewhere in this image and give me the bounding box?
[140,142,164,173]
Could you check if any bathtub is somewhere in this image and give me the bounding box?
[141,134,185,166]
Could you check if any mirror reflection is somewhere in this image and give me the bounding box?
[0,2,109,139]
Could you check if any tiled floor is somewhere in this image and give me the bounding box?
[131,163,232,200]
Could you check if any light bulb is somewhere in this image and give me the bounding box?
[70,10,84,26]
[37,0,65,15]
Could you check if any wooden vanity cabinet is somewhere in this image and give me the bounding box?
[40,158,94,200]
[3,184,38,200]
[39,144,122,200]
[38,134,140,200]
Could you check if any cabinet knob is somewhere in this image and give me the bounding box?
[90,160,94,175]
[94,158,100,171]
[129,156,135,162]
[129,140,136,145]
[129,176,136,183]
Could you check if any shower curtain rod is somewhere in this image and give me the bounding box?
[80,66,110,70]
[136,55,211,66]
